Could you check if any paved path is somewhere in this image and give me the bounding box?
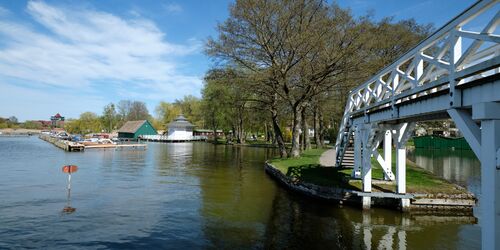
[319,148,336,167]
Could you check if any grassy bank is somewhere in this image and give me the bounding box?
[268,148,463,194]
[269,148,357,189]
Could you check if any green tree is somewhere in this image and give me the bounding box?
[65,112,102,134]
[207,0,364,157]
[102,103,117,132]
[206,0,434,157]
[8,116,18,124]
[128,101,150,121]
[174,95,203,127]
[155,101,182,129]
[202,71,234,143]
[22,121,42,129]
[117,100,131,126]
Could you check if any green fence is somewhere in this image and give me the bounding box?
[413,135,471,150]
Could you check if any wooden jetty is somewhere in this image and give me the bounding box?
[39,134,85,152]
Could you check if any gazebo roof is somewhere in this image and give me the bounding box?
[168,115,195,129]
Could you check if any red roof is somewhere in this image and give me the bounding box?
[54,113,62,118]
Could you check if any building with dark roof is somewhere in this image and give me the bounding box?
[118,120,157,139]
[167,115,195,140]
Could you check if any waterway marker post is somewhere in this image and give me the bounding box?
[62,165,78,214]
[62,165,78,189]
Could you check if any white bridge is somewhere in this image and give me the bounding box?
[333,1,500,248]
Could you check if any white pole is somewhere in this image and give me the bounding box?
[395,124,407,194]
[384,130,392,181]
[480,119,500,250]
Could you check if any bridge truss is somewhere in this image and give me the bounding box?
[333,1,500,248]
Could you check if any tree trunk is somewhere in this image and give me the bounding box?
[212,111,218,144]
[271,108,287,158]
[290,106,302,158]
[271,126,276,144]
[264,123,269,142]
[314,106,322,148]
[319,110,325,147]
[238,114,245,144]
[300,109,305,151]
[231,125,237,144]
[300,119,305,151]
[302,109,311,150]
[212,126,218,144]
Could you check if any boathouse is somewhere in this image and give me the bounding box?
[118,120,157,139]
[167,115,194,140]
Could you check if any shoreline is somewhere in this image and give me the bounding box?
[264,162,476,214]
[0,128,42,135]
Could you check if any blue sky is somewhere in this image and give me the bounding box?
[0,0,476,121]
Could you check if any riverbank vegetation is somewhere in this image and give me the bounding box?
[204,0,432,158]
[268,149,463,194]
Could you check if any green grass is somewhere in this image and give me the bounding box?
[269,149,359,189]
[270,148,326,171]
[367,149,462,194]
[269,148,464,195]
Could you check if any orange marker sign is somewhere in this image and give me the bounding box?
[62,165,78,174]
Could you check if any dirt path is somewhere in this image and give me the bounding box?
[319,148,336,167]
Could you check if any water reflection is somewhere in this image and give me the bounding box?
[264,191,477,249]
[153,142,194,176]
[408,148,481,195]
[0,138,482,249]
[193,145,277,249]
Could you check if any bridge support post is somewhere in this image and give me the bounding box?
[361,125,372,193]
[393,123,415,210]
[353,126,362,178]
[395,143,406,194]
[362,196,371,210]
[480,118,500,250]
[450,103,500,249]
[475,102,500,250]
[394,124,406,194]
[383,130,392,181]
[360,124,372,209]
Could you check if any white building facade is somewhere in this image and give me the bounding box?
[167,115,194,140]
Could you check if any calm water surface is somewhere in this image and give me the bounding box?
[0,137,481,249]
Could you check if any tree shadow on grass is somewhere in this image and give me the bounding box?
[285,164,360,190]
[371,184,395,193]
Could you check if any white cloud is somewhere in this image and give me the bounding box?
[163,3,183,13]
[0,1,202,113]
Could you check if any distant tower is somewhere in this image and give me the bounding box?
[50,113,65,128]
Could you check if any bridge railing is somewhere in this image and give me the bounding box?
[334,0,500,166]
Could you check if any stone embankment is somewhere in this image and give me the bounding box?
[39,134,85,152]
[265,162,476,213]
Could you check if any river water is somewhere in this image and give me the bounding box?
[0,137,481,249]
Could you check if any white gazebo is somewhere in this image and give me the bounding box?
[167,115,195,140]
